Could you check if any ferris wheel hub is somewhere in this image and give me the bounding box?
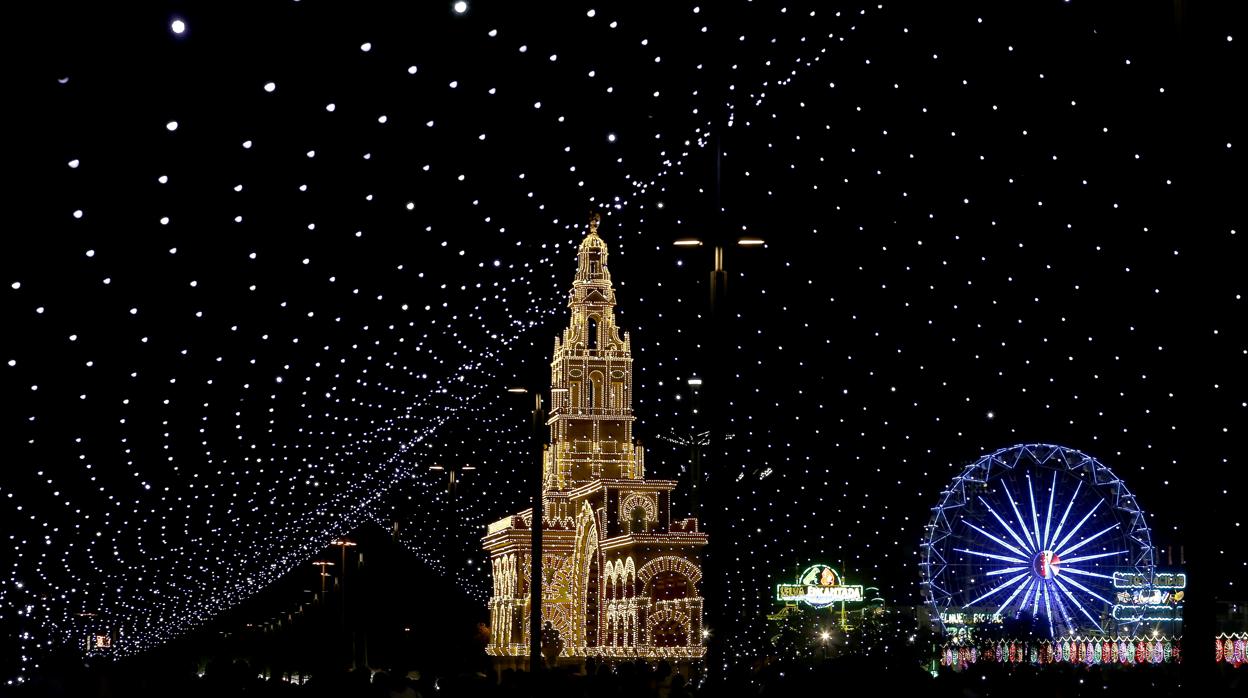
[1033,550,1062,579]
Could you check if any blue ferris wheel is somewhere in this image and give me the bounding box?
[921,444,1156,637]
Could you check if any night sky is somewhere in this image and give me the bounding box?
[3,0,1242,680]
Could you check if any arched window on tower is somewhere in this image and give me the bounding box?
[589,371,604,410]
[586,317,598,350]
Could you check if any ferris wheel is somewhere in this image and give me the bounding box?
[921,444,1155,637]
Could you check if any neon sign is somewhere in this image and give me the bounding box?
[1112,605,1181,622]
[940,611,1001,626]
[776,564,864,608]
[1112,572,1186,589]
[1111,569,1184,623]
[1116,589,1183,605]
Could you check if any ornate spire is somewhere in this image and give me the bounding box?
[575,212,610,285]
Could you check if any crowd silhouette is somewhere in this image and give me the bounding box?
[10,653,1243,698]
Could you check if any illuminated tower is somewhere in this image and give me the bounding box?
[484,215,708,667]
[546,214,641,488]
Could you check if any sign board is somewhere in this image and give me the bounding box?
[1111,569,1185,624]
[776,564,864,608]
[1113,571,1186,589]
[1111,604,1182,622]
[1117,589,1184,606]
[939,611,1001,626]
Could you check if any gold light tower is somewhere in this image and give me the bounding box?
[484,215,708,669]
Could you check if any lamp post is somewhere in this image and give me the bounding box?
[311,560,335,601]
[671,123,765,531]
[672,226,764,668]
[861,587,882,627]
[429,464,477,497]
[330,540,356,600]
[430,464,476,584]
[684,376,704,517]
[657,427,709,519]
[508,386,548,673]
[330,539,357,668]
[656,378,733,521]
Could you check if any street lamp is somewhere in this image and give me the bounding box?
[330,539,357,577]
[329,539,359,669]
[330,541,356,609]
[687,374,702,424]
[658,377,735,520]
[670,232,763,664]
[507,386,551,673]
[429,464,477,496]
[861,587,882,627]
[430,463,477,584]
[671,235,766,317]
[657,428,709,517]
[311,560,335,601]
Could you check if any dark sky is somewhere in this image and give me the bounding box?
[2,0,1242,677]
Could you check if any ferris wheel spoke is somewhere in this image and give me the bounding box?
[1057,565,1114,581]
[1016,578,1039,617]
[994,575,1033,616]
[1047,480,1082,554]
[1031,576,1042,617]
[1051,498,1104,554]
[1027,475,1043,554]
[953,547,1027,565]
[1052,597,1070,635]
[1059,550,1126,566]
[1002,481,1038,551]
[1042,471,1057,549]
[963,570,1031,608]
[1052,576,1105,632]
[1056,571,1115,606]
[1050,579,1076,635]
[1057,522,1120,559]
[986,565,1029,576]
[965,522,1030,559]
[978,496,1033,554]
[1041,580,1055,637]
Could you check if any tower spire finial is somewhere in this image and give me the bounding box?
[588,211,601,236]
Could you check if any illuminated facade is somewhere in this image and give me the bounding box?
[483,218,707,663]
